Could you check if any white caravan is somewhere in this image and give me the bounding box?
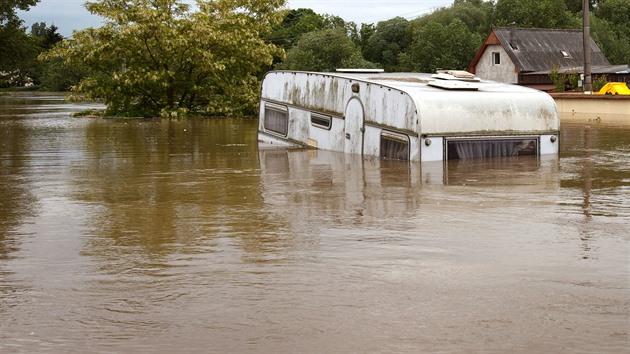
[258,70,560,162]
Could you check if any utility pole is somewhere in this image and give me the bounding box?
[583,0,592,92]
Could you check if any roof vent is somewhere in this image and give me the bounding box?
[428,79,480,91]
[433,70,480,82]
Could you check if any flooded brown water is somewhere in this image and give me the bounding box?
[1,93,629,353]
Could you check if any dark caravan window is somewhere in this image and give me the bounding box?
[310,112,331,130]
[380,131,409,161]
[446,138,538,160]
[264,103,288,136]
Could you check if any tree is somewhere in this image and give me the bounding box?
[361,17,409,71]
[0,0,39,82]
[594,0,630,26]
[493,0,580,28]
[270,8,329,50]
[275,28,376,72]
[587,0,630,65]
[590,15,630,65]
[270,8,355,51]
[0,0,38,22]
[41,0,286,117]
[563,0,600,14]
[30,22,63,49]
[39,56,89,91]
[413,0,492,34]
[267,8,357,70]
[399,19,482,73]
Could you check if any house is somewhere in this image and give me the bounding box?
[468,27,613,91]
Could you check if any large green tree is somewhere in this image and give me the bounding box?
[275,28,376,72]
[416,0,493,34]
[0,0,38,22]
[493,0,580,28]
[42,0,286,117]
[0,0,39,83]
[399,19,482,73]
[591,0,630,64]
[361,17,409,72]
[30,22,63,50]
[270,8,349,50]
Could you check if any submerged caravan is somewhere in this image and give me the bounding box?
[258,70,560,162]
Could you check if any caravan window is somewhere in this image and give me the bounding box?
[264,103,288,136]
[311,112,332,130]
[446,138,538,160]
[380,131,409,161]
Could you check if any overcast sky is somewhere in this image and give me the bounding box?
[19,0,453,37]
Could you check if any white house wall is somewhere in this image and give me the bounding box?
[475,44,518,83]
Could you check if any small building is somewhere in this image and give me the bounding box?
[467,27,612,91]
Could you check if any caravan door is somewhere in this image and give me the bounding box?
[344,98,364,155]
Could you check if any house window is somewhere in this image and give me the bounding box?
[492,52,501,65]
[446,138,538,160]
[263,103,288,136]
[380,131,409,161]
[560,50,571,59]
[310,112,331,130]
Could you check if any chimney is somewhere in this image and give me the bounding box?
[509,22,518,50]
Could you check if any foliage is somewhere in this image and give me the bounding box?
[563,0,599,13]
[590,15,630,65]
[592,74,608,92]
[493,0,580,28]
[401,0,492,73]
[30,22,63,49]
[549,65,580,91]
[413,0,493,34]
[399,19,482,73]
[39,57,89,91]
[590,0,630,64]
[41,0,286,117]
[1,17,64,87]
[1,0,39,83]
[549,65,565,92]
[566,69,580,90]
[270,8,343,51]
[275,28,376,72]
[361,17,409,72]
[267,8,358,71]
[0,0,39,22]
[0,20,40,87]
[21,22,65,86]
[594,0,630,26]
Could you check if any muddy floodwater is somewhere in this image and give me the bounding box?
[1,93,629,353]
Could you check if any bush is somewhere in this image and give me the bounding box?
[592,75,608,92]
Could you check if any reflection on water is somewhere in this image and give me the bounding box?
[0,94,629,353]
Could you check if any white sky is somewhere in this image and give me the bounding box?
[18,0,453,37]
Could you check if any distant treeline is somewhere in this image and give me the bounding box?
[273,0,629,73]
[1,0,628,117]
